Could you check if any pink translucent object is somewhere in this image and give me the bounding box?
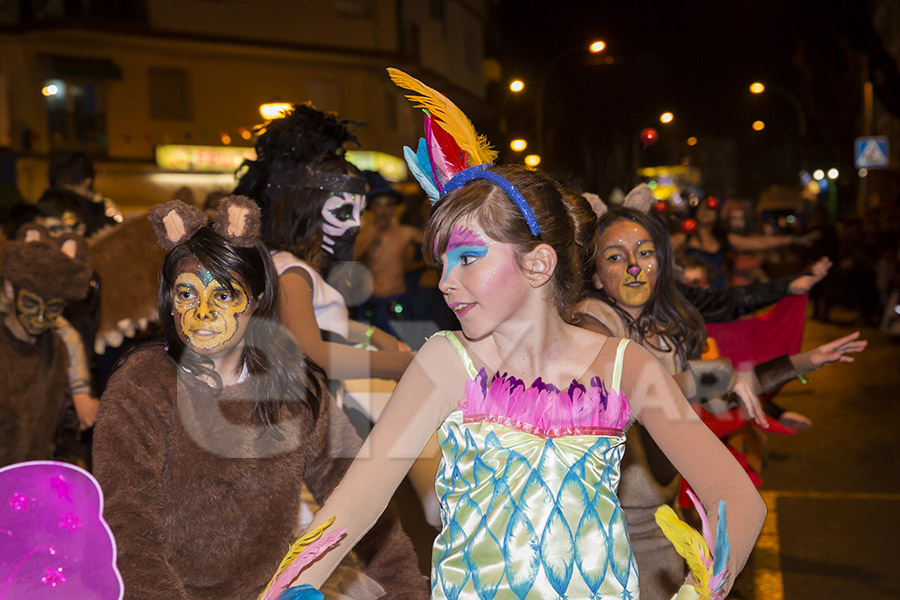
[1,461,123,599]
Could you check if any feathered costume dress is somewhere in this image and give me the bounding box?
[285,331,765,599]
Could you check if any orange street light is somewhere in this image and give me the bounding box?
[660,112,674,124]
[510,139,527,152]
[589,40,606,53]
[752,120,765,131]
[524,154,541,167]
[510,79,524,93]
[687,136,698,146]
[749,82,765,94]
[259,103,292,120]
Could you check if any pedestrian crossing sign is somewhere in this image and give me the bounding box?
[855,136,889,169]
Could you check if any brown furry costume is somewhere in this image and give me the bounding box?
[0,225,91,466]
[93,198,426,600]
[94,343,427,600]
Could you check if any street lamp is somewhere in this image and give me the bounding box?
[535,39,606,156]
[748,81,807,138]
[509,80,524,93]
[510,139,527,152]
[752,120,765,131]
[660,112,673,124]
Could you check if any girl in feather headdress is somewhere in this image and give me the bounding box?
[270,69,768,600]
[91,197,426,600]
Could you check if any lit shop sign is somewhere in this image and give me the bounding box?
[156,145,255,172]
[155,145,407,182]
[345,151,408,182]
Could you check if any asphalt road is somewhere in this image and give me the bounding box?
[733,313,900,599]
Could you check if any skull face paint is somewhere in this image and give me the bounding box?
[594,220,659,318]
[172,269,252,354]
[15,288,66,337]
[321,192,365,262]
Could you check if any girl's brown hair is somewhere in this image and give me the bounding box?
[424,166,596,320]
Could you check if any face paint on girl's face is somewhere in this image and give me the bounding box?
[321,192,365,261]
[441,225,489,281]
[172,269,252,354]
[15,288,66,337]
[594,220,659,318]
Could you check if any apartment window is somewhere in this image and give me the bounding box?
[44,79,108,154]
[148,67,192,121]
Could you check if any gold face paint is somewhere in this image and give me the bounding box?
[595,220,660,318]
[611,242,656,306]
[172,271,251,353]
[15,289,65,336]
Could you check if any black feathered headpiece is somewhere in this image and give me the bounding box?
[233,103,365,210]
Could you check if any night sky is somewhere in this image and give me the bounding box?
[488,0,871,198]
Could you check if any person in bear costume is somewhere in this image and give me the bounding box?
[92,197,427,600]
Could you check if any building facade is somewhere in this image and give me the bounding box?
[0,0,489,210]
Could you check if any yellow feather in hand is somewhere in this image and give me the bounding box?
[387,67,497,167]
[257,517,340,600]
[654,505,714,598]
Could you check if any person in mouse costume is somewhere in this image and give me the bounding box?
[1,224,91,466]
[92,196,427,600]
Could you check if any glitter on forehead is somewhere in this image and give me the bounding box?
[198,269,214,285]
[448,225,487,250]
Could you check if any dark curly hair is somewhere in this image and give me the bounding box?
[233,104,363,267]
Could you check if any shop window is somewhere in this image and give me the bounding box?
[44,79,108,154]
[149,67,192,121]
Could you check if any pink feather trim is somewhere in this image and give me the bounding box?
[460,369,631,438]
[264,528,347,600]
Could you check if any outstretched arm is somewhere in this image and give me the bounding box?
[287,334,462,589]
[622,343,766,596]
[754,331,866,393]
[278,269,413,379]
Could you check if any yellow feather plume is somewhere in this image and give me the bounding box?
[257,517,336,600]
[654,505,713,598]
[387,67,497,166]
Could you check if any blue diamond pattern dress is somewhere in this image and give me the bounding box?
[430,332,639,600]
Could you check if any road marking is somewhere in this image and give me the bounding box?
[755,491,784,600]
[765,490,900,501]
[753,490,900,599]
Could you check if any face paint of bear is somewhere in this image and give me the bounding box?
[172,268,252,355]
[15,288,66,337]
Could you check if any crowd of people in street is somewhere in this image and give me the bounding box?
[0,68,893,600]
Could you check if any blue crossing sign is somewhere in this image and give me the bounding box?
[855,136,889,169]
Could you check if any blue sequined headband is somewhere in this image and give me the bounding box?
[442,164,541,236]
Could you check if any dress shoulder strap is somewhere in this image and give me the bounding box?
[430,330,479,379]
[611,338,630,392]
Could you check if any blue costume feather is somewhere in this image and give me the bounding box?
[403,139,440,201]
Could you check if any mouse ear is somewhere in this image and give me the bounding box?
[56,232,90,265]
[623,183,654,214]
[582,192,608,218]
[148,200,208,250]
[15,223,49,243]
[212,195,261,247]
